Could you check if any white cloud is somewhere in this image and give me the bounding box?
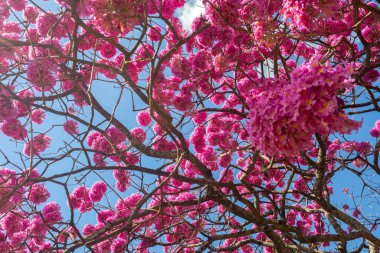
[178,0,205,31]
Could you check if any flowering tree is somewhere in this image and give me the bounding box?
[0,0,380,252]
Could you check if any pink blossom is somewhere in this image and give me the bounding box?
[136,110,152,127]
[115,193,142,217]
[352,209,361,218]
[69,186,93,213]
[353,158,366,168]
[1,118,27,140]
[97,209,115,223]
[169,54,192,79]
[2,21,21,35]
[125,151,140,165]
[89,181,107,202]
[26,60,57,91]
[0,168,23,214]
[130,127,146,142]
[7,0,27,11]
[247,61,361,156]
[0,96,17,121]
[31,109,45,124]
[113,169,130,192]
[147,26,162,41]
[64,120,79,135]
[36,12,65,38]
[82,224,96,236]
[363,69,380,85]
[87,131,102,147]
[134,43,154,69]
[42,201,62,223]
[111,238,127,253]
[191,50,212,73]
[355,142,371,155]
[192,111,207,125]
[93,153,107,167]
[1,212,23,234]
[190,126,206,153]
[99,42,117,58]
[219,155,232,168]
[23,134,51,157]
[370,120,380,137]
[174,192,196,202]
[106,126,126,145]
[23,5,39,23]
[116,181,128,192]
[173,93,193,112]
[341,142,354,154]
[28,183,50,204]
[9,231,27,247]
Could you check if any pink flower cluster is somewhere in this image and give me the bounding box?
[64,120,79,135]
[31,109,45,124]
[28,183,50,204]
[0,88,17,121]
[281,0,350,34]
[86,126,127,165]
[147,25,162,41]
[130,127,147,142]
[0,168,23,214]
[136,110,152,127]
[370,120,380,138]
[69,182,108,212]
[169,54,192,80]
[23,134,51,157]
[26,59,57,91]
[89,181,107,202]
[69,186,93,213]
[85,0,151,36]
[42,201,62,223]
[341,141,371,155]
[36,11,68,38]
[1,118,27,140]
[247,61,362,156]
[0,166,62,252]
[7,0,26,11]
[115,193,143,217]
[113,168,130,192]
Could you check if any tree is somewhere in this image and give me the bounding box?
[0,0,380,252]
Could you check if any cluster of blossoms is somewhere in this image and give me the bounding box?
[113,168,131,192]
[26,59,58,91]
[281,0,351,34]
[0,87,17,122]
[370,120,380,137]
[71,193,147,252]
[247,61,362,156]
[1,118,27,140]
[0,168,62,251]
[0,87,27,141]
[0,204,62,252]
[0,88,51,155]
[63,120,80,135]
[70,0,185,37]
[23,134,51,157]
[0,168,24,214]
[69,181,107,213]
[86,126,126,165]
[136,110,152,127]
[82,0,147,36]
